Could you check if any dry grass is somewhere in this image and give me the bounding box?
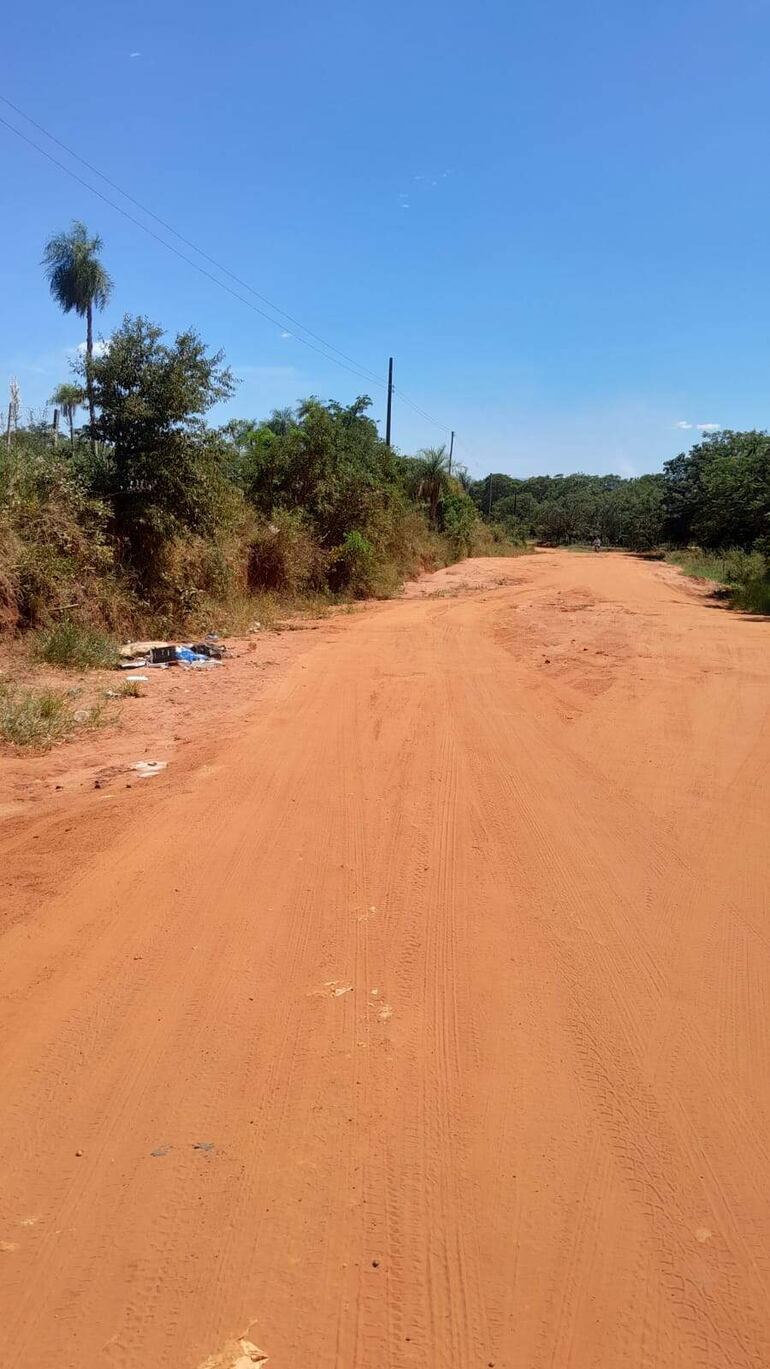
[0,681,108,749]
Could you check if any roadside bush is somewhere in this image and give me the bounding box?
[1,439,136,633]
[440,490,477,553]
[146,531,243,632]
[247,511,326,594]
[0,522,22,633]
[345,499,442,594]
[395,509,447,572]
[468,521,524,556]
[328,530,379,596]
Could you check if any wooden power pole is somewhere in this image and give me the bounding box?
[385,357,393,448]
[448,430,455,474]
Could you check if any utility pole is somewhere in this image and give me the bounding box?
[6,377,20,451]
[448,430,454,475]
[385,356,393,448]
[487,472,493,518]
[52,407,60,447]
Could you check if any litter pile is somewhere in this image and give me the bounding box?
[119,634,226,672]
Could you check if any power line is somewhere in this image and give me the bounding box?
[452,435,482,477]
[0,93,389,392]
[393,386,452,435]
[0,112,383,392]
[0,95,482,461]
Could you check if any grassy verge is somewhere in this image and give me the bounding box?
[34,619,118,670]
[468,523,532,557]
[0,681,108,749]
[667,549,770,614]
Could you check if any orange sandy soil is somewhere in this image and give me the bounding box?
[1,551,769,1368]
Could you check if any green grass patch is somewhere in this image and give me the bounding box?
[732,577,770,614]
[667,548,770,614]
[34,619,118,670]
[0,682,106,749]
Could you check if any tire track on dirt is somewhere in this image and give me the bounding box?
[1,552,768,1368]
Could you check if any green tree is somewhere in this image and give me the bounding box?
[42,222,113,446]
[81,315,236,586]
[235,394,393,542]
[50,382,85,449]
[664,431,770,550]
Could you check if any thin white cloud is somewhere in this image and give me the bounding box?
[401,204,410,209]
[675,419,721,433]
[130,51,141,58]
[74,338,110,358]
[280,331,291,339]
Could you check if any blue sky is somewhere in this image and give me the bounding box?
[2,0,769,477]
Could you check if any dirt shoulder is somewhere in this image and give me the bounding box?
[2,550,769,1368]
[0,562,520,921]
[1,559,530,823]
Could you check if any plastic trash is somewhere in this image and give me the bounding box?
[191,641,225,659]
[149,645,178,665]
[176,646,208,664]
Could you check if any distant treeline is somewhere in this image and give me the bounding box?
[472,429,770,558]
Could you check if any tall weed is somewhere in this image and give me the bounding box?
[35,620,117,670]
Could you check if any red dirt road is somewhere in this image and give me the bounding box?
[2,552,769,1368]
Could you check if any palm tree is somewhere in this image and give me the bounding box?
[42,222,113,447]
[50,382,85,450]
[266,406,296,436]
[416,445,451,525]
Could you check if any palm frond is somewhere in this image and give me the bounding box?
[42,221,113,319]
